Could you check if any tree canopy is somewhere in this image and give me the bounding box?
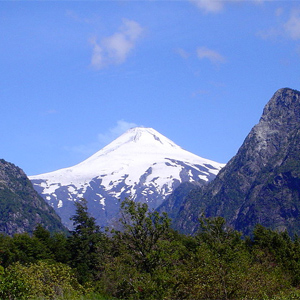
[1,198,300,299]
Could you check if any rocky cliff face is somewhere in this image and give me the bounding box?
[0,159,66,235]
[172,88,300,235]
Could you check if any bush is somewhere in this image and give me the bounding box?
[0,263,30,300]
[0,260,83,300]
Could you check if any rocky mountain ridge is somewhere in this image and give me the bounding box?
[171,88,300,235]
[0,159,66,235]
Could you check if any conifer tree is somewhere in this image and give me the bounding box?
[68,198,104,283]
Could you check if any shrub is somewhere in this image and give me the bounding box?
[0,260,83,299]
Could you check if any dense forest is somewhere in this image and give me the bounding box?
[1,198,300,299]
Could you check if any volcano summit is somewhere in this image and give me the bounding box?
[30,127,224,228]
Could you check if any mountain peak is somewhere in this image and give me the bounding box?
[29,127,224,229]
[86,127,181,160]
[121,127,180,147]
[123,127,165,142]
[260,88,300,126]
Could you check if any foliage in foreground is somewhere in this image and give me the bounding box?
[2,198,300,299]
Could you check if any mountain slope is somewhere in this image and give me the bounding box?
[30,127,224,229]
[157,181,203,220]
[0,159,66,235]
[173,88,300,236]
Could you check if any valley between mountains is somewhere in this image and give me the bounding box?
[2,87,300,237]
[28,87,300,236]
[2,88,300,299]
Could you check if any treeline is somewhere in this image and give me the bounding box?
[2,199,300,299]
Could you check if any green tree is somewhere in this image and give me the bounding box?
[174,216,291,300]
[33,224,70,264]
[252,224,300,286]
[50,232,70,263]
[116,198,171,273]
[0,232,52,267]
[68,198,106,284]
[98,199,178,299]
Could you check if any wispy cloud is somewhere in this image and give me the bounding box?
[65,144,98,157]
[176,48,190,59]
[258,8,300,41]
[191,89,209,97]
[284,9,300,40]
[275,7,283,17]
[189,0,224,13]
[257,27,280,40]
[190,0,272,14]
[197,47,226,65]
[66,10,93,24]
[65,120,139,157]
[90,19,144,69]
[98,120,138,145]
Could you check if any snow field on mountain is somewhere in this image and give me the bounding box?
[29,127,224,228]
[31,127,222,191]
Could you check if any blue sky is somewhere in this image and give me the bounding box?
[1,0,300,176]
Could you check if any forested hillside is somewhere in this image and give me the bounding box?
[1,199,300,299]
[0,159,66,235]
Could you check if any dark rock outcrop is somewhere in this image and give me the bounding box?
[0,159,66,235]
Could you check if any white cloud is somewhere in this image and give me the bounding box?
[197,47,226,65]
[176,48,190,59]
[252,0,270,4]
[90,37,104,67]
[66,10,93,24]
[65,120,139,157]
[190,0,272,13]
[189,0,224,13]
[191,89,209,97]
[121,19,144,41]
[284,9,300,40]
[90,19,143,69]
[65,144,98,157]
[102,33,133,64]
[258,9,300,41]
[98,120,138,145]
[257,27,280,40]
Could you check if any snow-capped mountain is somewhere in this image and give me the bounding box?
[29,127,224,229]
